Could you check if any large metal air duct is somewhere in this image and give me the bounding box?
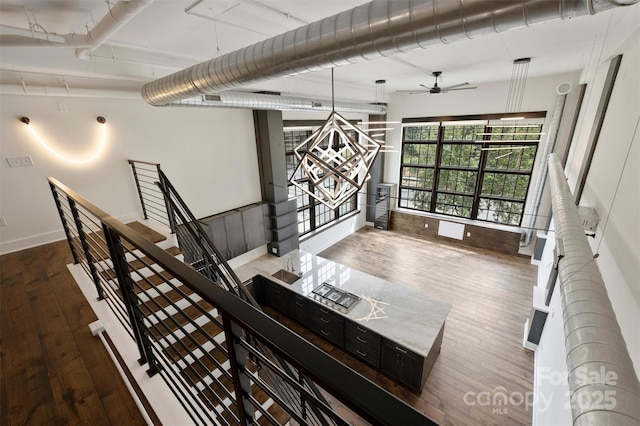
[170,91,386,114]
[0,0,154,58]
[141,0,638,106]
[521,83,572,247]
[548,153,640,426]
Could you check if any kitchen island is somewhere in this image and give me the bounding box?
[235,249,451,393]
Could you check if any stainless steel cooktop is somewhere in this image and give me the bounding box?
[311,282,360,313]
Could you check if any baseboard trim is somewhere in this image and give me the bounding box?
[0,213,139,255]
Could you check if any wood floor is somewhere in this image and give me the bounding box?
[315,226,537,425]
[1,240,147,425]
[1,224,536,426]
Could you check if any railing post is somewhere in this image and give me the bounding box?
[157,168,176,233]
[49,181,81,265]
[129,160,149,221]
[67,197,105,300]
[298,371,308,421]
[103,224,161,377]
[223,316,255,426]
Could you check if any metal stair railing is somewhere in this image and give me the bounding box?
[155,170,252,302]
[155,170,335,426]
[48,175,436,426]
[128,159,176,233]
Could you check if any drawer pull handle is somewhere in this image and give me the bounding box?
[320,307,329,313]
[320,317,329,324]
[395,345,407,354]
[295,302,304,307]
[321,329,330,336]
[356,349,367,357]
[356,336,367,344]
[356,326,367,333]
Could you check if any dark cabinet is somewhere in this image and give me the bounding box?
[264,280,292,317]
[240,204,266,252]
[224,212,246,259]
[257,276,438,393]
[207,215,230,259]
[200,203,266,260]
[292,294,309,326]
[381,339,424,393]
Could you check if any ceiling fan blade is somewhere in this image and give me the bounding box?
[441,86,478,93]
[419,84,432,90]
[440,82,471,91]
[396,90,429,93]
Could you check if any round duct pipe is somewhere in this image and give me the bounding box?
[141,0,638,106]
[521,82,572,247]
[168,91,386,114]
[548,153,640,426]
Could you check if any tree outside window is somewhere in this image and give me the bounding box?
[399,114,544,226]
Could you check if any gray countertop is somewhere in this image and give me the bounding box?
[235,249,451,357]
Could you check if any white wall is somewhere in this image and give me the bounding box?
[572,38,640,373]
[299,193,368,255]
[532,227,574,426]
[533,16,640,426]
[383,71,582,236]
[0,95,261,254]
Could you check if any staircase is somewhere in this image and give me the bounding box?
[95,219,292,424]
[48,165,438,426]
[136,237,291,424]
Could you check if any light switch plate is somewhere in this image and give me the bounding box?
[6,156,34,167]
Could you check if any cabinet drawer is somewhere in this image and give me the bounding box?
[345,338,380,368]
[308,304,344,329]
[309,318,344,346]
[345,322,382,352]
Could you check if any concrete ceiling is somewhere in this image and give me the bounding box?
[1,0,638,103]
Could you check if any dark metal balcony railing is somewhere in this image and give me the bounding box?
[128,160,176,232]
[153,167,336,425]
[48,176,435,426]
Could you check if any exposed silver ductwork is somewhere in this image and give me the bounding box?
[548,153,640,426]
[169,92,386,114]
[141,0,638,106]
[0,0,154,58]
[521,84,571,247]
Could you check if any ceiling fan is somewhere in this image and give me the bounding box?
[399,71,477,94]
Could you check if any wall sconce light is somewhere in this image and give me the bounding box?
[20,116,108,164]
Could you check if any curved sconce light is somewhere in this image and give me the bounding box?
[20,116,108,164]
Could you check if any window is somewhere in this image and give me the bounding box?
[399,113,544,226]
[284,124,358,237]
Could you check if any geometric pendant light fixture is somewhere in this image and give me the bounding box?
[289,70,382,210]
[289,110,382,210]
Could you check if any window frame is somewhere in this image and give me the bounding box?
[399,112,545,226]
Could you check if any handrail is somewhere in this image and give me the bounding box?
[128,159,175,232]
[48,175,436,425]
[156,170,255,304]
[155,169,333,425]
[547,154,640,426]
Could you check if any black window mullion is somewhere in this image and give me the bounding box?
[471,127,490,219]
[399,117,541,226]
[308,181,316,231]
[430,125,445,212]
